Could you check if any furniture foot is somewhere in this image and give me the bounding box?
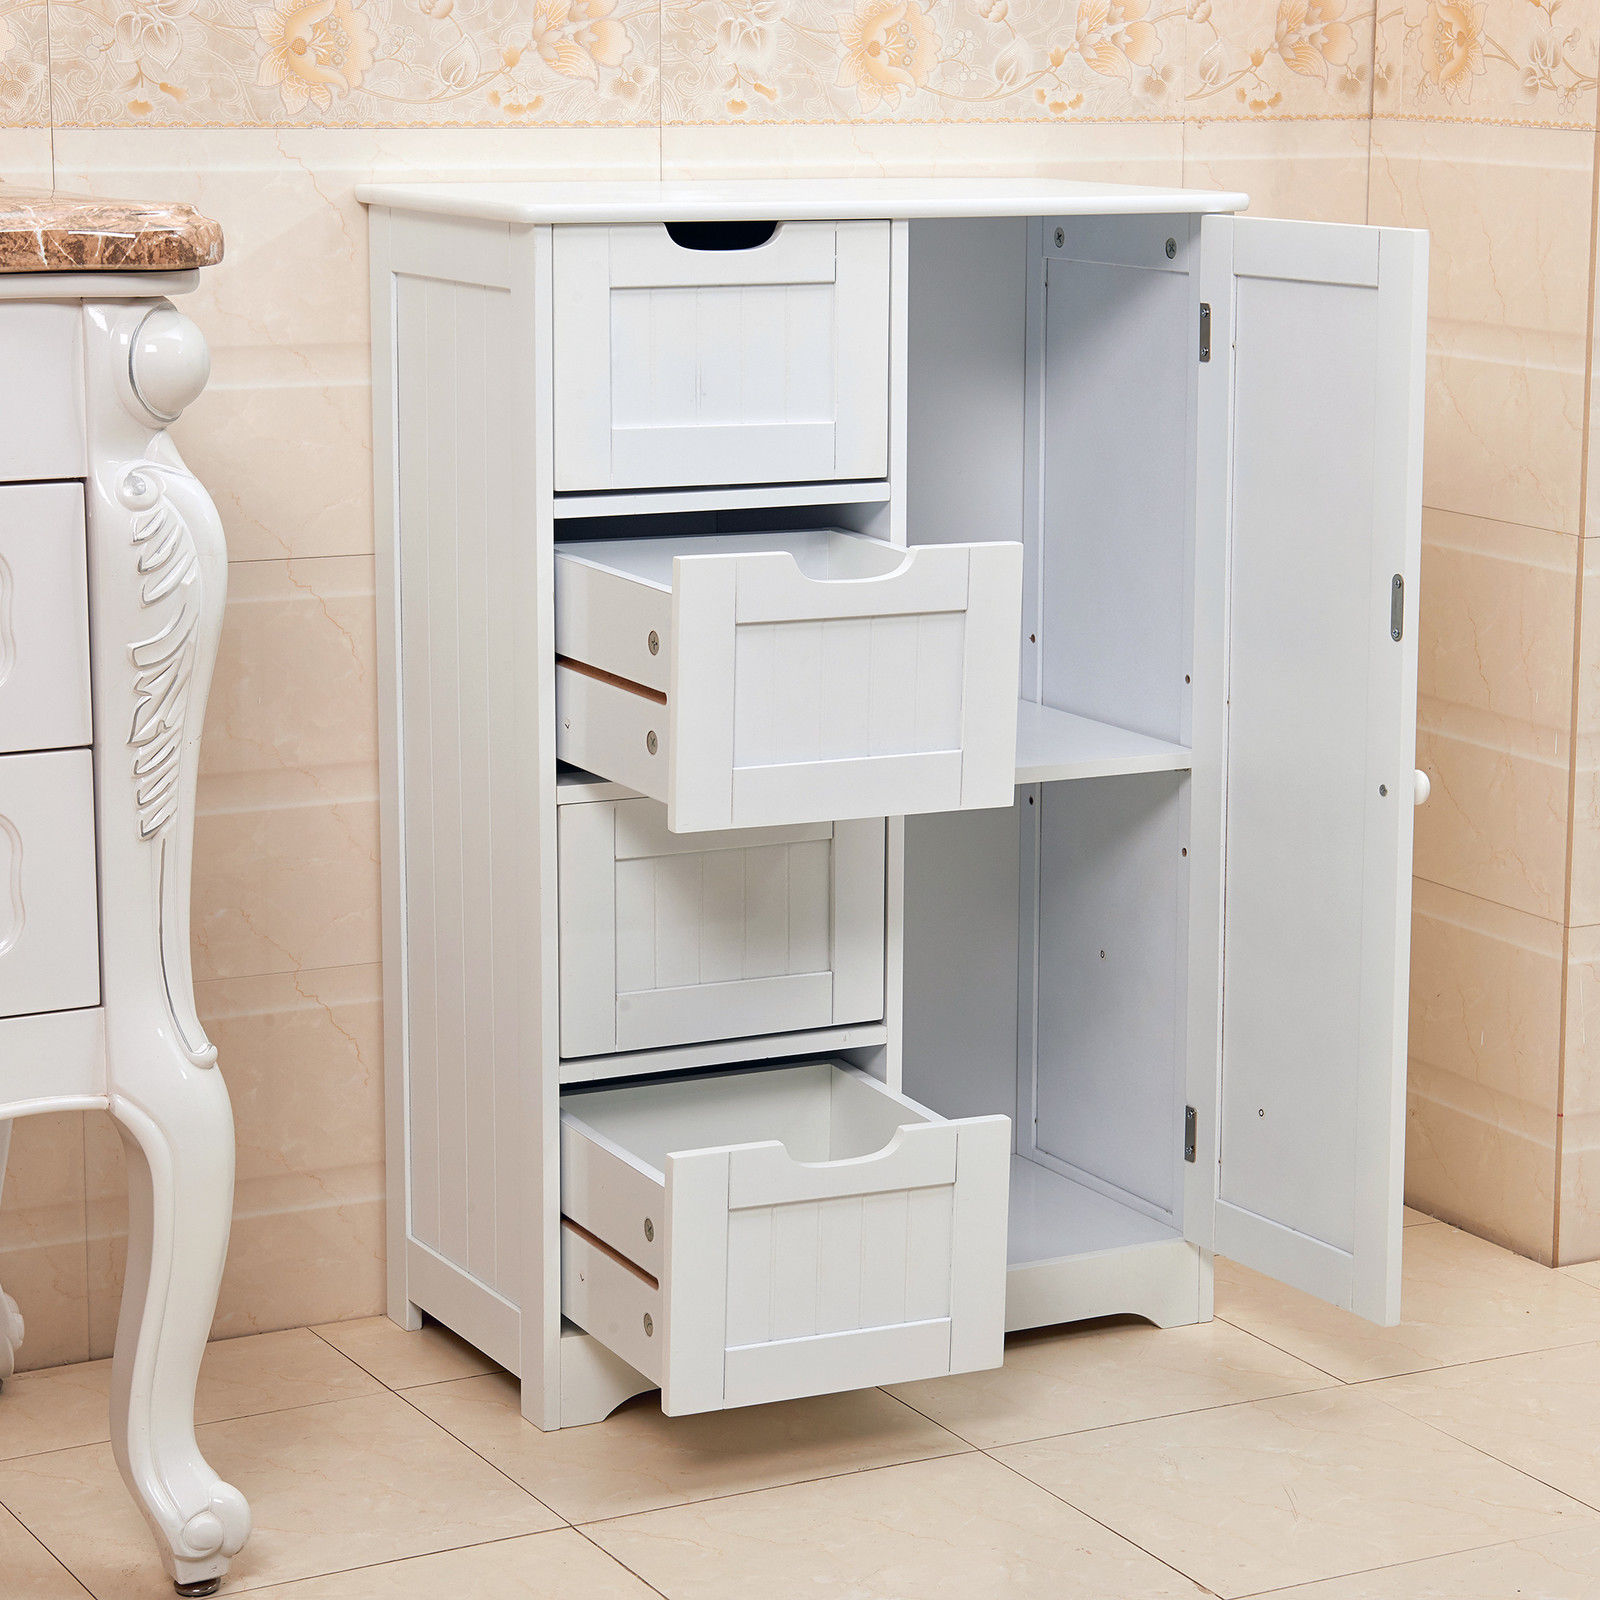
[558,1325,655,1427]
[109,1076,250,1592]
[174,1580,222,1598]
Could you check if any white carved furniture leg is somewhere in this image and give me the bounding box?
[82,302,250,1595]
[0,1119,20,1383]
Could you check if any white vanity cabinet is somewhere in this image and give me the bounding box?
[364,178,1426,1431]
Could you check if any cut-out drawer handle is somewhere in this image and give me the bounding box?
[664,220,779,252]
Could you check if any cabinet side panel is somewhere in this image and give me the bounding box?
[393,268,520,1300]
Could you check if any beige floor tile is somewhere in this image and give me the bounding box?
[1218,1221,1600,1381]
[408,1370,969,1523]
[887,1318,1337,1448]
[311,1315,500,1390]
[1369,1342,1600,1509]
[0,1502,90,1599]
[0,1328,381,1461]
[0,1391,559,1598]
[239,1528,656,1598]
[1405,1206,1434,1226]
[1249,1522,1600,1597]
[1564,1260,1600,1291]
[588,1451,1207,1600]
[993,1387,1592,1599]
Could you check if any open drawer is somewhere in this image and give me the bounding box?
[559,1061,1010,1415]
[555,529,1023,832]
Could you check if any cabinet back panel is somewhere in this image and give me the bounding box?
[1040,253,1193,743]
[1033,773,1188,1220]
[901,803,1022,1125]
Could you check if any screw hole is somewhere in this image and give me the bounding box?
[647,630,660,656]
[643,1218,655,1243]
[1165,237,1177,259]
[643,1313,654,1337]
[1054,227,1065,248]
[646,730,658,755]
[1379,783,1388,796]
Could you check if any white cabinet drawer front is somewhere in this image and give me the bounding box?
[559,1061,1009,1415]
[552,221,891,491]
[0,305,84,482]
[0,483,92,755]
[554,528,1023,831]
[558,795,884,1058]
[0,749,100,1018]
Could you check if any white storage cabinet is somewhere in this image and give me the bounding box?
[364,179,1427,1432]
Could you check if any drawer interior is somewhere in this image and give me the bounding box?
[561,1060,936,1177]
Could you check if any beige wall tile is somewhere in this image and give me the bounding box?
[660,118,1187,181]
[1405,1080,1558,1261]
[0,0,49,127]
[1373,0,1600,127]
[0,1114,89,1372]
[1181,118,1373,222]
[1187,0,1374,122]
[48,0,659,127]
[661,0,1184,126]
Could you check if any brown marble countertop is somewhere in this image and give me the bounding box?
[0,187,223,274]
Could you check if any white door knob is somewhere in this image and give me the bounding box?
[1414,769,1431,806]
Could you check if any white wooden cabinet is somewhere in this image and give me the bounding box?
[0,287,250,1594]
[363,178,1426,1430]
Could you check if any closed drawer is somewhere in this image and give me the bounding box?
[0,483,92,755]
[560,1061,1009,1415]
[553,221,891,492]
[0,304,84,482]
[0,749,100,1018]
[555,529,1023,832]
[559,796,885,1058]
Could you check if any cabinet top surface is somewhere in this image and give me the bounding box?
[0,186,223,275]
[355,176,1249,225]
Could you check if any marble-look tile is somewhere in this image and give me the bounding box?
[0,1502,89,1600]
[659,117,1187,183]
[661,0,1184,127]
[994,1386,1592,1598]
[1368,120,1593,537]
[589,1450,1209,1599]
[191,772,381,982]
[1233,1523,1600,1597]
[1404,1081,1558,1262]
[1409,880,1565,1114]
[1564,1260,1600,1289]
[1411,713,1570,922]
[0,1392,559,1598]
[200,556,377,780]
[1180,118,1372,222]
[1371,1342,1600,1510]
[1186,0,1374,122]
[243,1529,656,1599]
[1405,1205,1434,1225]
[886,1317,1336,1448]
[408,1370,969,1523]
[49,0,659,127]
[0,1113,90,1372]
[1558,1116,1600,1264]
[311,1315,501,1390]
[1373,0,1600,128]
[0,1328,380,1461]
[1215,1222,1600,1380]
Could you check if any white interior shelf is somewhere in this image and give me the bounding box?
[1007,1155,1180,1266]
[1013,700,1193,785]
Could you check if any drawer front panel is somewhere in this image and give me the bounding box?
[0,483,92,755]
[0,749,100,1018]
[0,305,84,482]
[558,797,885,1058]
[553,221,892,492]
[558,1061,1011,1415]
[554,530,1024,832]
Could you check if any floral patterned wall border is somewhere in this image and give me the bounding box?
[1,0,51,125]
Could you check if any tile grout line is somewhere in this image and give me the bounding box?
[572,1522,672,1600]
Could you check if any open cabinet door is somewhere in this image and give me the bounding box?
[1197,215,1427,1325]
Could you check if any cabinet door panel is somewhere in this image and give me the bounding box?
[1195,215,1426,1326]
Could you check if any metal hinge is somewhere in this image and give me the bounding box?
[1198,304,1212,363]
[1390,574,1405,641]
[1184,1105,1197,1163]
